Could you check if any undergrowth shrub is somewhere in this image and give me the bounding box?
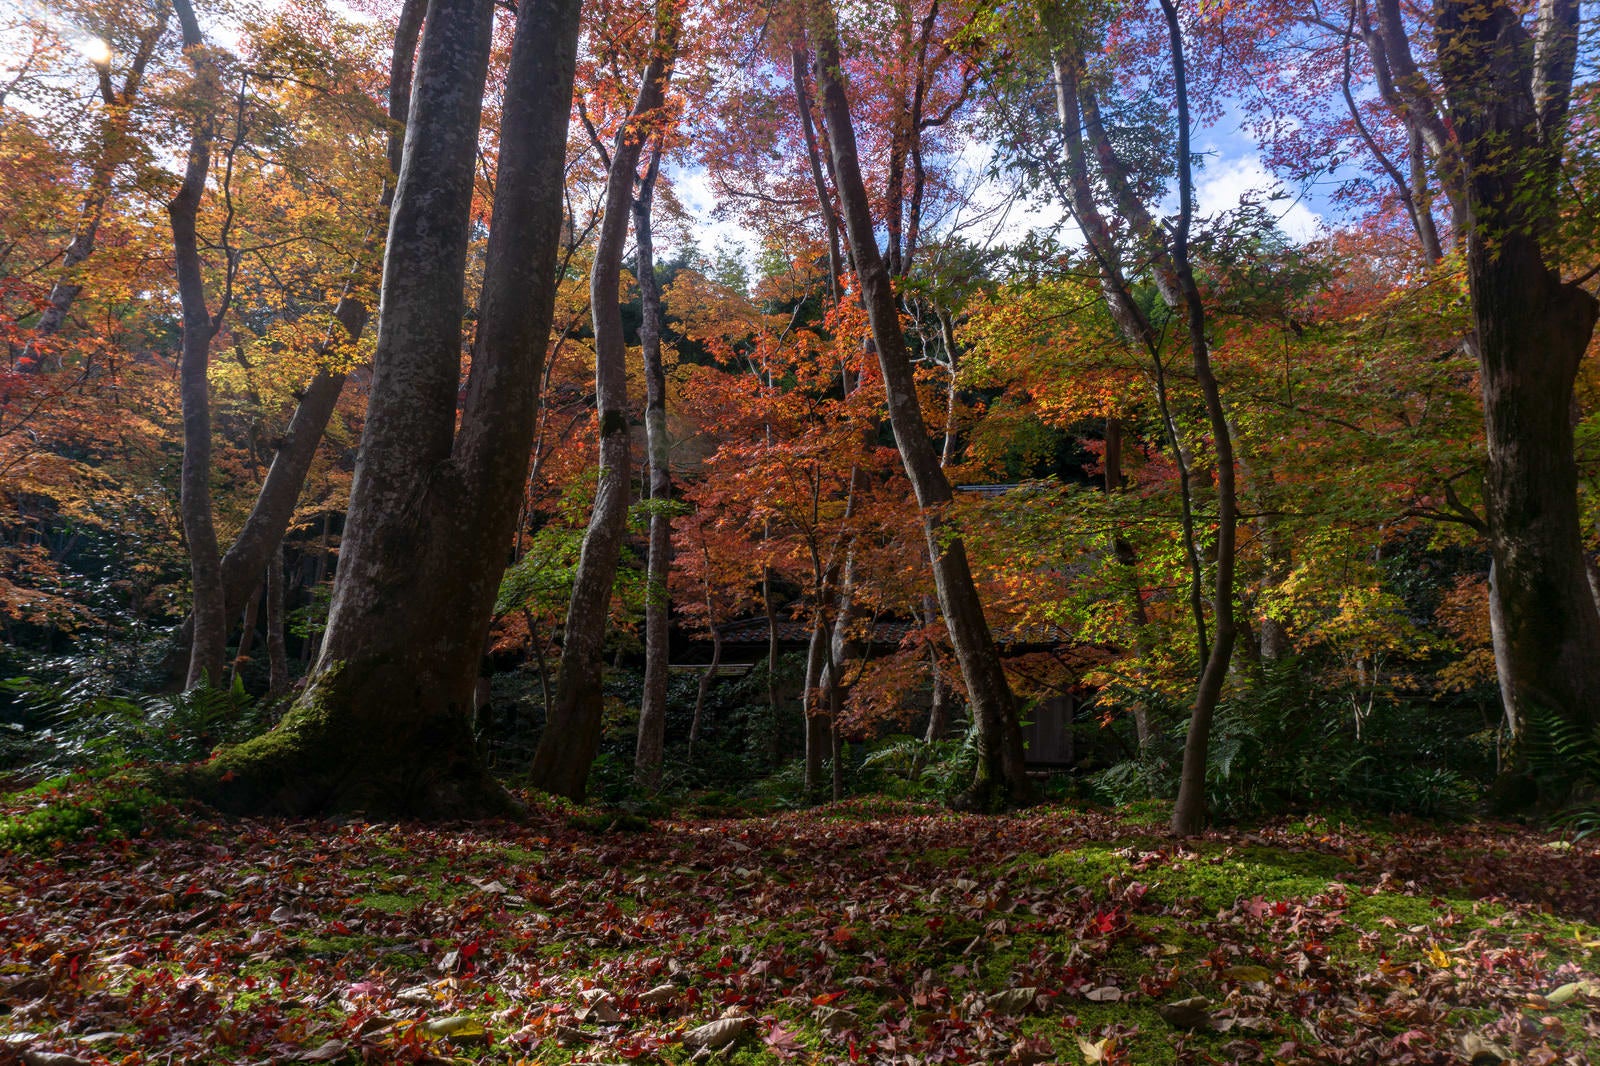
[1525,710,1600,839]
[858,728,980,802]
[1089,661,1491,820]
[1,675,272,777]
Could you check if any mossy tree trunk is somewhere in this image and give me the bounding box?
[192,0,582,817]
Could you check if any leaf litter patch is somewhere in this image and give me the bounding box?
[0,793,1596,1064]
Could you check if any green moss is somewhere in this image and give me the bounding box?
[356,892,419,914]
[0,771,177,852]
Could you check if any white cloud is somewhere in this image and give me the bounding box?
[1194,153,1322,243]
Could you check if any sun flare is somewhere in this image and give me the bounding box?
[78,36,112,66]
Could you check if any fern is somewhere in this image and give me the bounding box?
[1525,707,1600,838]
[1,675,270,775]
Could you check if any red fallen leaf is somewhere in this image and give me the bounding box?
[764,1021,805,1054]
[812,990,847,1006]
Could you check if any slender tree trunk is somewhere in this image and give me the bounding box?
[192,0,583,817]
[162,0,423,686]
[803,613,829,798]
[763,564,781,742]
[1052,46,1210,673]
[634,142,672,790]
[1162,0,1238,838]
[230,581,263,687]
[812,16,1032,810]
[689,619,719,764]
[919,594,951,782]
[531,14,676,800]
[266,547,288,697]
[791,43,843,304]
[169,0,228,690]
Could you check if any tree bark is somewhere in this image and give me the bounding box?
[812,13,1032,810]
[169,0,228,690]
[1163,0,1239,839]
[1437,0,1600,747]
[531,11,676,800]
[266,547,288,697]
[634,141,672,791]
[192,0,582,817]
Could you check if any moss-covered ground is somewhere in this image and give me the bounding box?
[0,784,1596,1064]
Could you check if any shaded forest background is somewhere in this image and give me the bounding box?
[3,0,1600,832]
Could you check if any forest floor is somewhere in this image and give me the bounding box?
[0,780,1598,1065]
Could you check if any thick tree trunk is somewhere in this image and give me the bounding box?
[531,19,676,800]
[1436,0,1600,748]
[192,0,582,817]
[813,17,1032,810]
[634,144,672,791]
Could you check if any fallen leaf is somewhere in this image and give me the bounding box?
[1157,996,1211,1029]
[1223,964,1273,983]
[421,1016,486,1040]
[986,986,1040,1013]
[682,1016,751,1051]
[1077,1034,1115,1063]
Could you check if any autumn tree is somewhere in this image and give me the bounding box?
[811,0,1033,809]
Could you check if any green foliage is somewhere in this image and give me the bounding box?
[0,674,272,775]
[858,728,980,802]
[1525,709,1600,840]
[1089,662,1489,820]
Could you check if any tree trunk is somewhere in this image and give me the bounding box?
[763,565,782,755]
[161,0,423,687]
[531,15,676,800]
[791,43,843,305]
[812,17,1032,810]
[1436,0,1600,749]
[266,547,288,697]
[689,621,719,764]
[230,580,264,687]
[191,0,582,817]
[169,0,227,690]
[1162,0,1238,839]
[634,142,672,791]
[803,614,829,799]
